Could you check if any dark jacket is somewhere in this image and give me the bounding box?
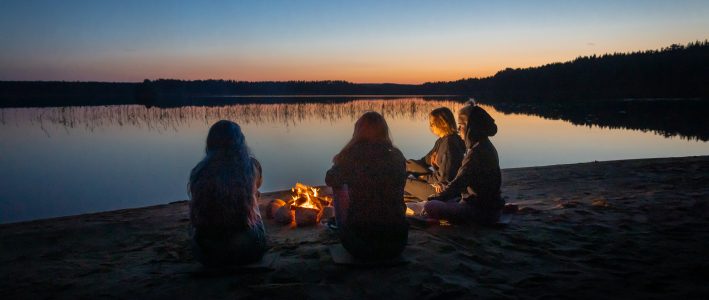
[413,134,466,185]
[325,142,408,227]
[189,157,266,266]
[326,142,408,259]
[433,137,503,211]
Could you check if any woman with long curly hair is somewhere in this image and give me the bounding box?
[188,120,266,266]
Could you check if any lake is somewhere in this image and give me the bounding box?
[1,97,708,223]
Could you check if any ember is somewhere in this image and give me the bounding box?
[267,183,333,227]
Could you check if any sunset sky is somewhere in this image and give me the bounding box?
[1,0,708,83]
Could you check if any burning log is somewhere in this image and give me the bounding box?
[294,206,322,226]
[267,199,286,219]
[274,204,294,225]
[269,182,334,227]
[290,183,328,226]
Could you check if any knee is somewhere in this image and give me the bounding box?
[423,200,445,218]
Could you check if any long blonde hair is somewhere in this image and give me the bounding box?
[333,111,393,164]
[429,107,458,137]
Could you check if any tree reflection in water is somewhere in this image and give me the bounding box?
[1,97,707,141]
[0,98,466,134]
[484,99,708,142]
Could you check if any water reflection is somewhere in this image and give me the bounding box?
[484,99,709,141]
[0,98,466,134]
[1,98,707,224]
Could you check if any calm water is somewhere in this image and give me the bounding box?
[1,97,708,223]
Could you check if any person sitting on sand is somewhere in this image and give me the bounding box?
[188,120,266,266]
[405,107,466,201]
[424,103,504,225]
[325,111,408,259]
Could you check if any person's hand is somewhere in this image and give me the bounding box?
[431,183,443,193]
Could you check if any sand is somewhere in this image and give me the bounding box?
[1,156,708,299]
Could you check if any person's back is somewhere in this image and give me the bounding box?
[189,120,266,266]
[329,142,407,226]
[465,138,502,212]
[325,112,408,259]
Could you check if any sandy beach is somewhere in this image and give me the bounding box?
[1,156,707,299]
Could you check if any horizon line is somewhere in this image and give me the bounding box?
[2,40,705,85]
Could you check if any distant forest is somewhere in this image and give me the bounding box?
[1,41,707,107]
[428,40,709,102]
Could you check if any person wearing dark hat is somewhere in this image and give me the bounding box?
[424,102,504,225]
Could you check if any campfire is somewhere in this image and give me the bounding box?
[267,183,333,227]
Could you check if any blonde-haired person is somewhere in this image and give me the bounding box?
[404,107,466,201]
[325,111,408,259]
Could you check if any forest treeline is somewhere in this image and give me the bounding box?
[426,40,709,102]
[1,41,707,107]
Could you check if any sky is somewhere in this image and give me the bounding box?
[1,0,708,83]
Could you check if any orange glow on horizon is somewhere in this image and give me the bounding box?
[76,47,606,84]
[9,39,703,84]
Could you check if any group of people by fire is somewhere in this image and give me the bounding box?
[187,101,502,266]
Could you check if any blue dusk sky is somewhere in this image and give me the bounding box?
[1,0,708,83]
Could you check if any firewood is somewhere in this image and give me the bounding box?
[274,204,294,225]
[267,199,286,219]
[294,206,321,226]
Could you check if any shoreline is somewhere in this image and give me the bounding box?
[1,155,708,298]
[1,155,705,227]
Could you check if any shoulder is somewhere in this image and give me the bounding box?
[438,134,464,147]
[389,146,405,161]
[478,139,498,155]
[358,143,406,165]
[189,159,209,182]
[471,139,499,163]
[250,157,262,172]
[442,134,464,146]
[333,143,366,166]
[451,134,466,147]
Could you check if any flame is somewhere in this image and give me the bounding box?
[290,182,330,210]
